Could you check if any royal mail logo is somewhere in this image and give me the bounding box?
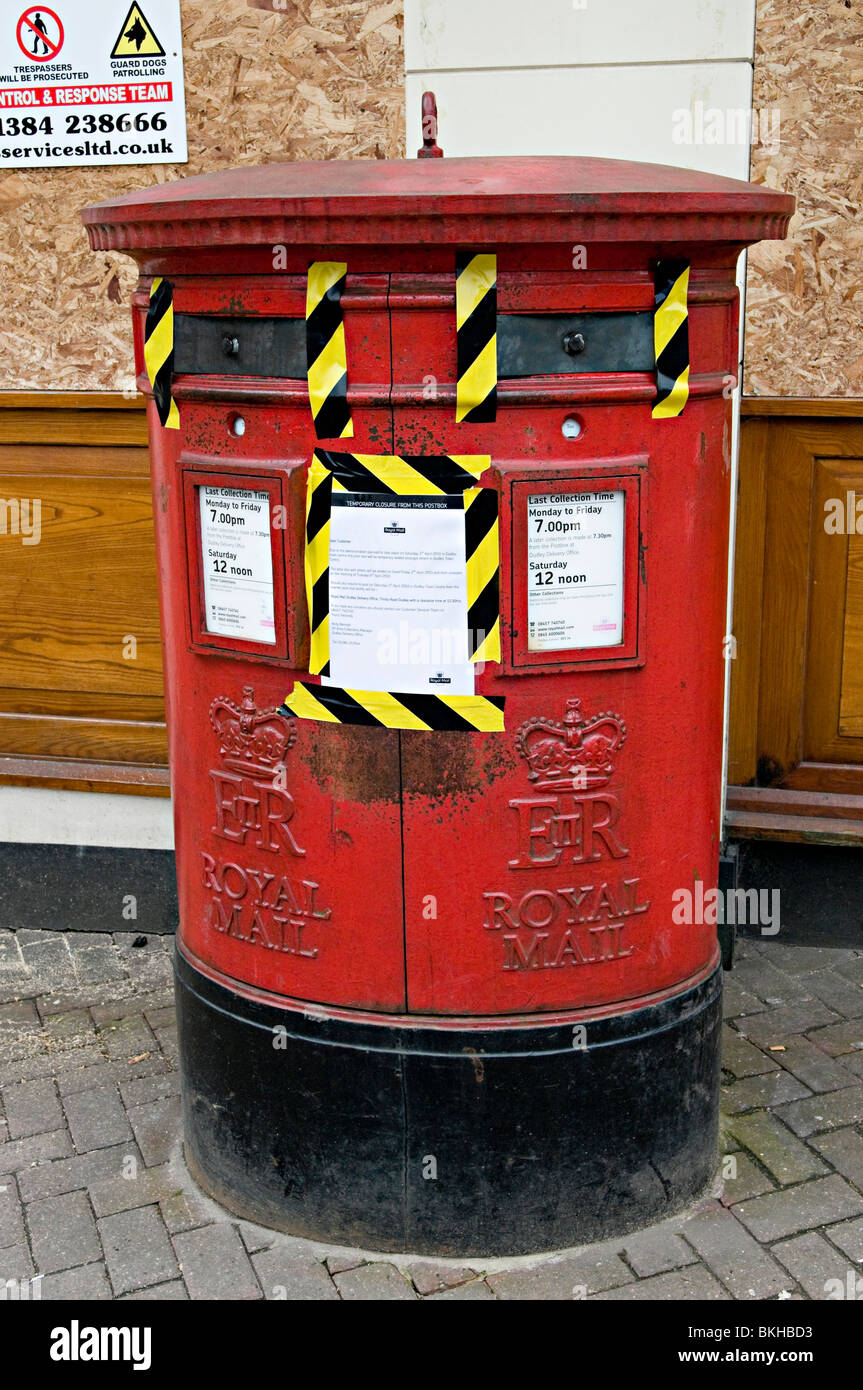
[515,697,626,792]
[209,685,296,780]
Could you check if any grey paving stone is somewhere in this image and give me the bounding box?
[726,1112,828,1185]
[37,985,135,1018]
[0,1000,41,1059]
[835,956,863,985]
[173,1224,262,1301]
[159,1187,212,1235]
[1,1078,62,1140]
[825,1216,863,1263]
[237,1220,278,1255]
[40,1261,113,1301]
[28,1190,100,1274]
[0,1245,35,1282]
[734,1175,863,1243]
[0,1174,24,1250]
[776,1087,863,1138]
[118,1071,179,1110]
[100,1205,178,1295]
[0,1127,72,1173]
[771,1231,857,1300]
[489,1246,634,1298]
[618,1221,698,1277]
[63,1085,133,1153]
[334,1262,418,1300]
[153,1025,178,1066]
[58,1055,172,1096]
[759,944,859,977]
[810,1128,863,1189]
[805,971,863,1020]
[144,1006,176,1031]
[721,1026,778,1078]
[4,1049,104,1091]
[719,1151,776,1206]
[728,957,809,1002]
[69,945,127,986]
[42,1011,97,1051]
[127,1095,180,1166]
[767,1037,863,1094]
[426,1278,496,1299]
[120,1280,189,1300]
[89,1162,183,1219]
[839,1051,863,1079]
[722,981,768,1019]
[591,1265,729,1300]
[96,1014,157,1062]
[18,1142,142,1202]
[252,1246,338,1300]
[19,938,73,976]
[721,1072,811,1115]
[405,1260,483,1294]
[806,1020,863,1057]
[681,1207,793,1299]
[738,1002,841,1047]
[326,1254,365,1275]
[54,1063,116,1097]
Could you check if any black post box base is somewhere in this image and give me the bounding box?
[175,947,722,1258]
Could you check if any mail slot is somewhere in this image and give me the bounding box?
[84,151,793,1256]
[173,315,307,378]
[497,311,655,376]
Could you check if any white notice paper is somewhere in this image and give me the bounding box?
[527,491,625,652]
[324,493,475,695]
[199,486,275,646]
[0,1,187,168]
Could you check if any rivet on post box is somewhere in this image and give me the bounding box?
[83,140,793,1257]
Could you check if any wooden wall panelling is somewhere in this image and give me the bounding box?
[727,416,768,785]
[0,394,167,795]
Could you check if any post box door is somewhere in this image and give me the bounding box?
[144,278,409,1013]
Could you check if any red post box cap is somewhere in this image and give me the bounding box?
[83,155,794,253]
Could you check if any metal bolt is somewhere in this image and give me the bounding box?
[562,330,586,356]
[222,335,240,358]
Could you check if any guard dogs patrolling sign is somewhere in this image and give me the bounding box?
[0,0,186,167]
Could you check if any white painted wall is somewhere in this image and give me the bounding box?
[0,786,175,850]
[406,0,757,830]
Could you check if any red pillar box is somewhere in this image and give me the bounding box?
[83,156,792,1256]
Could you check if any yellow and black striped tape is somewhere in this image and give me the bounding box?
[464,486,500,663]
[281,682,505,733]
[144,277,179,430]
[652,259,690,419]
[304,450,496,677]
[456,252,497,423]
[306,261,353,440]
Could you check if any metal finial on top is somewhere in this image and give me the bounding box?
[417,91,443,158]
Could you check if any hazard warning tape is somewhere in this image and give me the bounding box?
[464,486,500,663]
[652,259,690,419]
[455,252,497,423]
[281,683,505,733]
[306,261,353,440]
[304,450,499,677]
[144,277,179,430]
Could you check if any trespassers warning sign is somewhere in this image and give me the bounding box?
[0,1,187,167]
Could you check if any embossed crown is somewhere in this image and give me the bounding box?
[515,698,626,792]
[209,687,296,777]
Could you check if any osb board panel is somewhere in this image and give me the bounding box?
[0,0,405,392]
[744,0,863,397]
